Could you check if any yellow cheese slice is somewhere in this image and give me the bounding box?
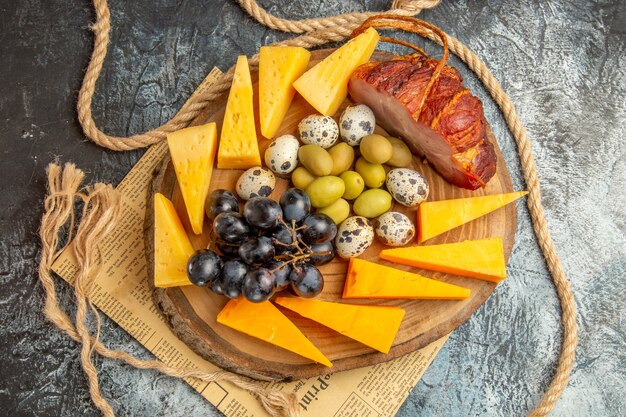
[167,123,217,235]
[293,27,379,116]
[259,46,311,138]
[217,55,262,169]
[418,191,528,242]
[216,298,332,367]
[380,238,507,283]
[275,297,405,354]
[153,193,194,288]
[343,258,470,300]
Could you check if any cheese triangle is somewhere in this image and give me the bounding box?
[216,298,332,367]
[343,258,470,300]
[167,123,218,235]
[275,297,404,354]
[293,27,379,116]
[259,46,311,138]
[418,191,528,242]
[380,237,507,282]
[153,193,194,288]
[217,56,262,169]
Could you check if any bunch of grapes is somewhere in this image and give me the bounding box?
[186,188,337,303]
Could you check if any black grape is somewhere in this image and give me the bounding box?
[279,188,311,223]
[290,263,324,298]
[210,276,225,296]
[213,212,250,243]
[307,241,335,265]
[238,236,275,265]
[243,197,282,230]
[300,213,337,244]
[220,259,248,299]
[206,189,239,220]
[186,249,222,286]
[242,268,276,303]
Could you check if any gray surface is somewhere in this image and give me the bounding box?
[0,0,624,416]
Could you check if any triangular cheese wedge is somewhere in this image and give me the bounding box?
[217,56,262,169]
[293,27,379,116]
[275,297,404,354]
[343,258,470,300]
[216,298,332,367]
[418,191,528,242]
[153,193,194,288]
[259,46,311,138]
[167,123,218,235]
[380,237,507,283]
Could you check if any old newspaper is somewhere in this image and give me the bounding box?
[51,68,447,417]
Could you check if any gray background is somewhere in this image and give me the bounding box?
[0,0,624,416]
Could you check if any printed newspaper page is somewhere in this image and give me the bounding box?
[51,68,448,417]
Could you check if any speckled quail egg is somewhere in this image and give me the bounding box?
[264,134,299,176]
[385,168,429,207]
[235,167,276,200]
[339,104,375,146]
[374,212,415,246]
[298,114,339,149]
[335,216,374,259]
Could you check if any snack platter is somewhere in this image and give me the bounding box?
[146,30,524,382]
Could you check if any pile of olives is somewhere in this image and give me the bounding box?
[291,111,417,225]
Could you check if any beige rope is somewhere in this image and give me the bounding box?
[76,0,439,151]
[57,0,576,416]
[72,184,121,417]
[425,33,578,417]
[236,0,441,33]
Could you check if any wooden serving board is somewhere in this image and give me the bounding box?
[146,50,516,381]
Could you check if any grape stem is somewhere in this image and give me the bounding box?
[270,216,329,271]
[273,241,292,248]
[296,237,311,251]
[277,217,307,253]
[270,251,332,273]
[206,228,219,251]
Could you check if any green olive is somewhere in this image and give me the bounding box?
[353,189,392,218]
[387,137,413,167]
[317,198,350,224]
[359,134,393,164]
[305,176,346,208]
[339,171,365,200]
[291,167,317,189]
[355,157,386,188]
[328,142,355,176]
[298,144,333,176]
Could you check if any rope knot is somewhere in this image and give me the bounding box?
[391,0,441,16]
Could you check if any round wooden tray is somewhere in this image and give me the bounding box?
[146,50,516,381]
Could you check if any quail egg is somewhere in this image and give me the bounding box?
[385,168,429,207]
[298,114,339,149]
[235,167,276,200]
[335,216,374,259]
[339,104,375,146]
[264,134,299,176]
[374,212,415,246]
